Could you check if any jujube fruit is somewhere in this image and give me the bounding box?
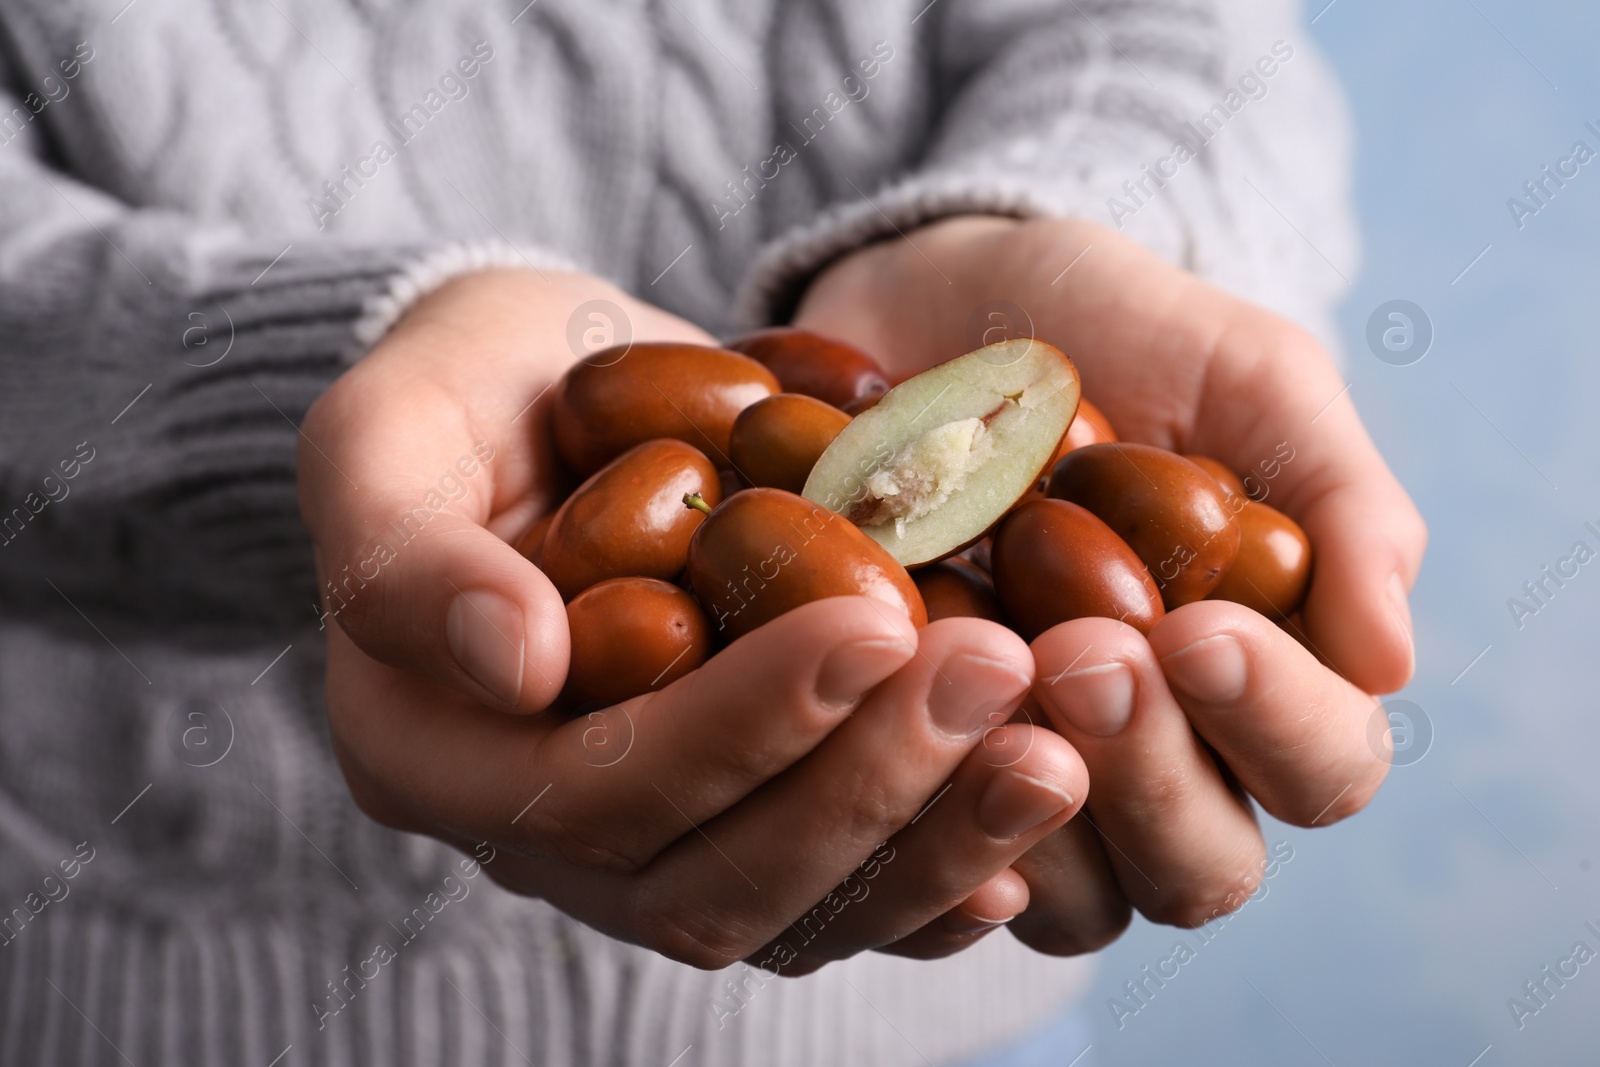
[1025,397,1118,504]
[726,328,891,411]
[514,511,555,566]
[685,487,926,640]
[1186,454,1248,514]
[1060,397,1118,454]
[913,558,1006,624]
[551,343,779,475]
[729,393,851,495]
[992,498,1164,638]
[540,439,721,601]
[562,578,710,706]
[804,338,1081,568]
[1208,501,1312,619]
[1047,443,1241,609]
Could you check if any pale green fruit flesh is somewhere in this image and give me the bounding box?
[802,338,1081,567]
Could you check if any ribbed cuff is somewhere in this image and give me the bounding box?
[353,240,585,349]
[731,173,1073,332]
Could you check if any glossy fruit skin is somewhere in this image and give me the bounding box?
[1023,397,1116,504]
[729,394,851,495]
[913,558,1006,624]
[1047,443,1241,609]
[992,499,1164,638]
[1060,397,1118,454]
[1208,501,1312,620]
[725,328,891,412]
[841,393,882,416]
[514,511,555,566]
[686,487,927,641]
[540,439,722,601]
[552,343,779,475]
[563,578,710,707]
[1186,454,1248,514]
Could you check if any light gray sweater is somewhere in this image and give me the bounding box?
[0,2,1355,1064]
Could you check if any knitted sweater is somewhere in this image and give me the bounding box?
[0,2,1355,1065]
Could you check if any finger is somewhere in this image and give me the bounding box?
[1032,617,1267,928]
[299,361,572,713]
[1149,600,1391,827]
[622,619,1036,970]
[1294,454,1426,694]
[1007,816,1133,957]
[765,723,1085,969]
[1186,316,1427,695]
[526,598,919,869]
[326,597,917,872]
[326,506,571,713]
[856,868,1032,965]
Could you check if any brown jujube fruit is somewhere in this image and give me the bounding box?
[725,328,891,411]
[514,511,555,566]
[841,393,882,416]
[686,487,926,641]
[552,343,779,475]
[562,578,710,707]
[1047,443,1241,609]
[1021,396,1118,505]
[1186,454,1248,515]
[729,394,851,495]
[1059,397,1118,454]
[1208,501,1312,620]
[913,558,1006,624]
[540,439,721,601]
[992,498,1164,638]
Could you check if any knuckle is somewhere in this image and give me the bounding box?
[511,802,649,875]
[1399,502,1430,559]
[1123,759,1197,823]
[1251,316,1328,367]
[629,891,763,971]
[833,769,906,846]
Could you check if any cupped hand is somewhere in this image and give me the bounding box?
[298,269,1089,972]
[793,215,1427,946]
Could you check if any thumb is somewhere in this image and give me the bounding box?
[314,506,569,713]
[1297,470,1426,696]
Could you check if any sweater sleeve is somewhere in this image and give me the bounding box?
[735,0,1358,350]
[0,73,572,632]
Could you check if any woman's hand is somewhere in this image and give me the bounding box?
[794,216,1428,948]
[298,269,1090,972]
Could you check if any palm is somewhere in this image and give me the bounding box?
[792,215,1421,694]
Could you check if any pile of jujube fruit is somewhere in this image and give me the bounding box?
[518,328,1311,711]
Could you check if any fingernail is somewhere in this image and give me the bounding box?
[1388,572,1416,677]
[447,591,526,706]
[1160,635,1247,704]
[943,908,1013,936]
[1047,661,1135,737]
[816,639,912,708]
[929,653,1032,738]
[976,770,1075,840]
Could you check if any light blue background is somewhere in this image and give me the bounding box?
[1077,1,1600,1064]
